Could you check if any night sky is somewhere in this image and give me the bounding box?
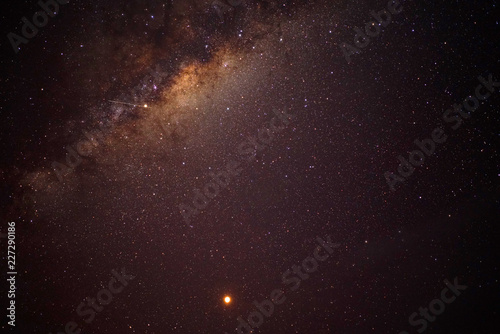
[0,0,499,334]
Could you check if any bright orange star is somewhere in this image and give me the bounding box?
[224,296,231,304]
